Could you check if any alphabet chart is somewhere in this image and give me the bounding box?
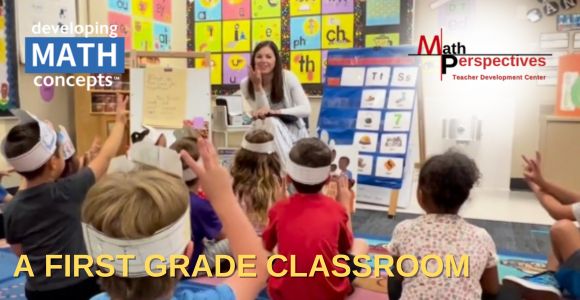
[317,46,418,205]
[107,0,173,52]
[186,0,414,94]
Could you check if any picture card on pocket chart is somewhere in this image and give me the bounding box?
[357,155,374,175]
[331,145,359,181]
[379,133,407,154]
[391,67,418,87]
[365,67,391,86]
[383,111,412,132]
[387,89,415,110]
[361,89,387,109]
[341,67,366,86]
[375,156,404,179]
[356,110,382,131]
[354,132,378,152]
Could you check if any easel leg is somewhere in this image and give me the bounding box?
[388,190,400,219]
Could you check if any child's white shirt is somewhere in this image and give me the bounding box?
[386,214,497,300]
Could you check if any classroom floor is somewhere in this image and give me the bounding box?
[357,180,555,226]
[352,176,555,257]
[352,210,551,256]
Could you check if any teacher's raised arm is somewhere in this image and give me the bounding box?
[240,41,311,168]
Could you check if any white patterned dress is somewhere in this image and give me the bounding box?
[386,214,498,300]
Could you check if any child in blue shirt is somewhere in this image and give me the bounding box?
[501,152,580,299]
[86,138,268,300]
[170,137,229,273]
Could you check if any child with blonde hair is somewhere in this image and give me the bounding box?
[84,138,269,300]
[231,129,285,234]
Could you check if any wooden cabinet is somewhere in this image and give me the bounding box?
[539,116,580,191]
[73,70,130,156]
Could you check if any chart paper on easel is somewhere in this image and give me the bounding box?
[143,68,186,128]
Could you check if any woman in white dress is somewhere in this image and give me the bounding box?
[240,41,311,168]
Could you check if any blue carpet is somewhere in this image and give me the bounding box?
[0,236,548,300]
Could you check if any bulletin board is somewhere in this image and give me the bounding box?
[317,46,419,209]
[1,0,20,116]
[186,0,414,95]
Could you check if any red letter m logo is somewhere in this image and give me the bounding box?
[418,35,442,55]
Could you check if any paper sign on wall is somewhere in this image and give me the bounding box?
[143,68,187,128]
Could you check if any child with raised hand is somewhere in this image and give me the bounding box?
[78,136,102,168]
[499,152,580,299]
[520,151,580,221]
[170,136,229,274]
[231,129,285,234]
[85,138,269,300]
[262,137,367,300]
[386,150,499,300]
[184,138,270,299]
[1,93,128,300]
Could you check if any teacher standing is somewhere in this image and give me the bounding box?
[240,41,311,168]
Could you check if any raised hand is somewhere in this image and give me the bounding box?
[335,175,352,210]
[115,94,129,124]
[248,65,263,90]
[522,151,544,187]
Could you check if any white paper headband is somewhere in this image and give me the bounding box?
[143,125,164,145]
[108,142,183,178]
[183,168,197,181]
[82,207,191,278]
[1,110,57,172]
[58,125,76,160]
[286,159,330,185]
[241,138,276,154]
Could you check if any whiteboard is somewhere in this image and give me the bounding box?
[15,0,77,63]
[130,67,211,146]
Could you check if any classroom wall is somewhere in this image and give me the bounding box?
[3,0,564,191]
[0,1,188,187]
[505,1,580,180]
[87,0,187,52]
[413,0,569,191]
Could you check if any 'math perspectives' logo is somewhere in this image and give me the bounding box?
[410,29,549,82]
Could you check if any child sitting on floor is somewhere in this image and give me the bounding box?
[170,136,230,274]
[230,129,285,234]
[262,137,367,300]
[500,152,580,299]
[1,94,128,300]
[386,150,500,300]
[84,138,269,300]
